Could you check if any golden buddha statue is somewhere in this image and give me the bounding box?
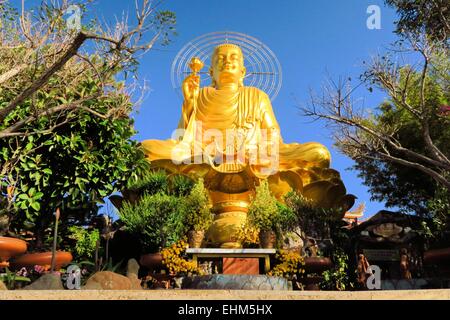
[142,43,354,248]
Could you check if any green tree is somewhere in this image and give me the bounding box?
[352,69,450,215]
[385,0,449,41]
[0,1,176,246]
[302,40,450,209]
[301,2,449,232]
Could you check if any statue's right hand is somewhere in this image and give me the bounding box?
[182,74,200,102]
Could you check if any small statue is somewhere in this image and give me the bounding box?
[357,253,371,288]
[400,248,412,279]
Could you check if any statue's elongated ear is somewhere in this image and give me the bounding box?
[239,66,246,87]
[209,67,216,87]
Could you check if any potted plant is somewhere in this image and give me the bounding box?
[183,179,212,248]
[0,236,27,268]
[10,209,73,271]
[283,191,346,289]
[247,180,280,249]
[0,193,28,268]
[118,192,186,271]
[268,249,305,289]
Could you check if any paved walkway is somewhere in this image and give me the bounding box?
[0,289,449,300]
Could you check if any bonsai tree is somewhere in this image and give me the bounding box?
[118,193,186,253]
[248,180,281,248]
[183,179,212,248]
[284,191,345,257]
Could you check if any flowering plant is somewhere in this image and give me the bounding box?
[161,240,204,276]
[268,250,305,280]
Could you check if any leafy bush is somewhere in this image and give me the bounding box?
[126,170,169,195]
[183,179,212,231]
[170,174,195,197]
[68,226,100,260]
[248,180,280,232]
[320,249,354,291]
[236,221,260,248]
[284,191,342,241]
[118,193,186,253]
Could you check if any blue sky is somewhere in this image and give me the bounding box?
[21,0,401,218]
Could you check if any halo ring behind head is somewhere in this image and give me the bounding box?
[171,31,282,102]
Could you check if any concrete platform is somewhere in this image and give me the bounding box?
[0,289,450,300]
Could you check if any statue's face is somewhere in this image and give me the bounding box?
[210,45,246,87]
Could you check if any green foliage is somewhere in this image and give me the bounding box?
[0,0,173,246]
[320,249,354,291]
[284,191,343,241]
[126,170,169,194]
[68,226,100,260]
[422,183,450,240]
[385,0,449,41]
[118,193,186,253]
[0,268,31,290]
[183,179,212,232]
[170,174,195,197]
[126,171,195,197]
[155,11,177,46]
[353,67,450,215]
[0,52,149,232]
[248,180,280,232]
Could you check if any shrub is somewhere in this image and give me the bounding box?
[170,174,195,197]
[68,226,100,260]
[119,193,186,253]
[320,249,354,291]
[126,170,169,195]
[183,179,212,232]
[248,180,280,232]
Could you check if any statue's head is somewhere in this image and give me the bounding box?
[209,43,246,88]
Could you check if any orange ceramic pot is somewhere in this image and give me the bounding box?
[0,237,27,268]
[10,251,73,270]
[424,247,450,264]
[304,257,333,273]
[140,253,163,271]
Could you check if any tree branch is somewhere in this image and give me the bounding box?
[0,32,88,123]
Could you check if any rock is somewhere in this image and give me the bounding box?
[126,259,142,289]
[23,274,64,290]
[0,281,7,290]
[83,271,141,290]
[126,258,140,278]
